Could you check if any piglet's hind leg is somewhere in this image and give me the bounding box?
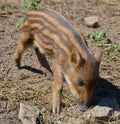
[14,32,33,69]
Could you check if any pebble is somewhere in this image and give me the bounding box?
[84,16,99,27]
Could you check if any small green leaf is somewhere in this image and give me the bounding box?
[87,30,108,44]
[21,0,42,10]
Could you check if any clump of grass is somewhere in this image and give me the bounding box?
[2,90,25,103]
[0,5,5,11]
[16,0,42,28]
[6,94,25,103]
[87,30,120,61]
[105,44,120,60]
[21,0,42,10]
[87,30,111,44]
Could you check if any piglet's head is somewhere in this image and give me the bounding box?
[64,48,102,111]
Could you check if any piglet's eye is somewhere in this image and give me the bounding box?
[77,77,84,86]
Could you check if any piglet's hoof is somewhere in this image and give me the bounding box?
[14,66,21,70]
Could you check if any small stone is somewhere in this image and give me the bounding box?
[89,98,120,121]
[86,114,92,120]
[91,106,113,120]
[84,16,99,27]
[113,110,120,120]
[19,102,42,124]
[41,107,46,113]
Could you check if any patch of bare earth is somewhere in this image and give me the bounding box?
[0,0,120,123]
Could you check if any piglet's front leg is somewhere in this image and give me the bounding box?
[52,63,63,114]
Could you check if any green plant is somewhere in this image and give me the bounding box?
[0,5,5,11]
[105,44,120,60]
[21,0,42,10]
[16,0,42,27]
[87,30,110,44]
[87,30,119,61]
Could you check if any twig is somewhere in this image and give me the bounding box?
[62,93,73,101]
[78,7,98,13]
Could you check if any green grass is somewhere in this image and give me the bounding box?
[87,30,119,61]
[5,90,25,102]
[105,44,120,60]
[0,5,5,11]
[87,30,111,44]
[21,0,42,10]
[16,0,42,28]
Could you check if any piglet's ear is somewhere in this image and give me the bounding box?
[70,48,84,67]
[94,48,103,64]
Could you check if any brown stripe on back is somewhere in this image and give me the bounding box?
[23,18,54,45]
[40,27,70,55]
[37,8,88,48]
[29,14,70,41]
[26,13,70,42]
[23,16,71,55]
[27,11,73,42]
[27,10,90,59]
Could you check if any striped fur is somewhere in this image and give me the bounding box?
[14,8,102,113]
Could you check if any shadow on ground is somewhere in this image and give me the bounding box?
[20,65,44,75]
[92,77,120,109]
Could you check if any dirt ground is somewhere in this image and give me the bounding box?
[0,0,120,124]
